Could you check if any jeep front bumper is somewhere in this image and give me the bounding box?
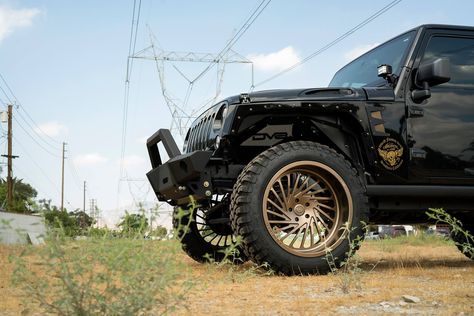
[146,129,213,206]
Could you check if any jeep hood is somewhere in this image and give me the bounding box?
[226,87,367,104]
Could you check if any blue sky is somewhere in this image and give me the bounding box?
[0,0,473,226]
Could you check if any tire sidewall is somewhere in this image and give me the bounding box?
[239,143,366,274]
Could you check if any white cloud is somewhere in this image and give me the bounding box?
[344,43,380,61]
[247,46,301,72]
[136,136,148,145]
[121,155,145,168]
[35,121,67,137]
[0,6,42,42]
[74,153,108,166]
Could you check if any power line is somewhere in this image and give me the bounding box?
[67,159,83,191]
[117,0,271,209]
[12,115,60,158]
[15,109,60,151]
[12,134,61,196]
[130,0,270,137]
[0,76,78,209]
[120,0,142,175]
[118,0,143,210]
[254,0,403,88]
[67,146,97,196]
[13,137,79,210]
[0,72,61,150]
[188,0,272,86]
[11,159,63,209]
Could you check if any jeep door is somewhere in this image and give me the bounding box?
[406,28,474,184]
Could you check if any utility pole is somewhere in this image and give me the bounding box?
[83,181,86,213]
[1,104,18,211]
[60,142,67,212]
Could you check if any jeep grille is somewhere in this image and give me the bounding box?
[183,102,226,153]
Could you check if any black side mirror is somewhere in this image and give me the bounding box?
[417,57,451,87]
[412,58,451,103]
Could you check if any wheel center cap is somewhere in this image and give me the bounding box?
[294,204,305,216]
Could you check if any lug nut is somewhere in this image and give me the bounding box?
[203,181,210,188]
[205,190,212,197]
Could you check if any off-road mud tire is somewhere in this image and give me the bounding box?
[230,141,368,275]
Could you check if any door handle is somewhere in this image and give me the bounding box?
[408,106,424,118]
[411,148,427,159]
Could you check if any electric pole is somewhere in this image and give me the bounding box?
[1,104,18,211]
[83,181,86,213]
[60,142,67,212]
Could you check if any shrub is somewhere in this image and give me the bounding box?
[11,232,191,315]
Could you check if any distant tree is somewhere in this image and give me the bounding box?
[73,210,95,230]
[0,178,38,213]
[40,200,94,237]
[149,225,168,239]
[43,209,78,237]
[118,211,149,236]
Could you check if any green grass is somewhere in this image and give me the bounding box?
[366,233,453,253]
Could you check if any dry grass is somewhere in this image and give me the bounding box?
[1,237,473,315]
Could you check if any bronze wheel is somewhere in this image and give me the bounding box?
[263,161,353,257]
[230,141,368,275]
[174,195,246,263]
[195,197,238,248]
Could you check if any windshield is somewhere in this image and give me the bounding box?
[329,31,416,88]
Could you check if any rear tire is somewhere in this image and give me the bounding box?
[230,141,368,275]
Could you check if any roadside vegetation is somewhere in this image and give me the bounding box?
[1,185,473,315]
[2,228,472,315]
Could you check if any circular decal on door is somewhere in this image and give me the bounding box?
[378,138,404,170]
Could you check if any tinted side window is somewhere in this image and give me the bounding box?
[421,36,474,88]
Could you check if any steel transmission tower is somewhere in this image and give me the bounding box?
[131,30,254,138]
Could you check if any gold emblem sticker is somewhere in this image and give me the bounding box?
[378,138,404,170]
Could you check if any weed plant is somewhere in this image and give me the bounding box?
[426,208,474,258]
[11,225,192,315]
[325,222,365,294]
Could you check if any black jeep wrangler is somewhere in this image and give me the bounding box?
[146,24,474,274]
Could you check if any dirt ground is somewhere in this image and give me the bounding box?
[1,238,473,315]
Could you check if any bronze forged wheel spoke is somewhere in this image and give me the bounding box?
[266,209,291,220]
[279,224,301,242]
[291,173,302,196]
[277,179,289,206]
[268,198,286,214]
[318,203,336,211]
[263,161,353,257]
[317,208,335,223]
[294,180,318,198]
[270,187,286,209]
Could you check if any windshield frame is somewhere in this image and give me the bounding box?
[328,30,418,88]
